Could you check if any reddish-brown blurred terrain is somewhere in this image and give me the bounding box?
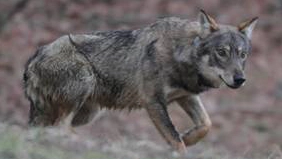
[0,0,282,158]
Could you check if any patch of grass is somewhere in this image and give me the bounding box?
[0,128,23,159]
[0,125,114,159]
[0,123,281,159]
[83,151,114,159]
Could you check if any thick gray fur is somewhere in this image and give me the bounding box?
[24,11,257,152]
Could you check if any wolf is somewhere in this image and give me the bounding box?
[23,10,258,152]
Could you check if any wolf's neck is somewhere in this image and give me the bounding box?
[148,17,200,39]
[159,18,202,58]
[158,19,207,93]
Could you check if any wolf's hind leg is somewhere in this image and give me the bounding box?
[28,98,72,127]
[71,100,98,127]
[28,101,52,126]
[176,95,212,146]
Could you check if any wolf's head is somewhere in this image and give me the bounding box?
[194,10,258,89]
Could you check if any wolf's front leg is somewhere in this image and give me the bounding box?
[145,101,186,153]
[176,95,212,146]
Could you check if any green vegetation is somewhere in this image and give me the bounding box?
[0,123,280,159]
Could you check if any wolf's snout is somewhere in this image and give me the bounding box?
[233,74,245,87]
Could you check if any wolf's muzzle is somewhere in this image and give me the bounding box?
[220,75,245,89]
[233,74,245,88]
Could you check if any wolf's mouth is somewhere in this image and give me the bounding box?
[219,76,241,89]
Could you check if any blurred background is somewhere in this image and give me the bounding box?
[0,0,282,158]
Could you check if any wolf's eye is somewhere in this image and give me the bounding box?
[217,49,227,57]
[240,52,247,60]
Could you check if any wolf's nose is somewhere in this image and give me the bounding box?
[233,75,246,86]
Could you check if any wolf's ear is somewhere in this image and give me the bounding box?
[198,9,219,32]
[238,17,258,39]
